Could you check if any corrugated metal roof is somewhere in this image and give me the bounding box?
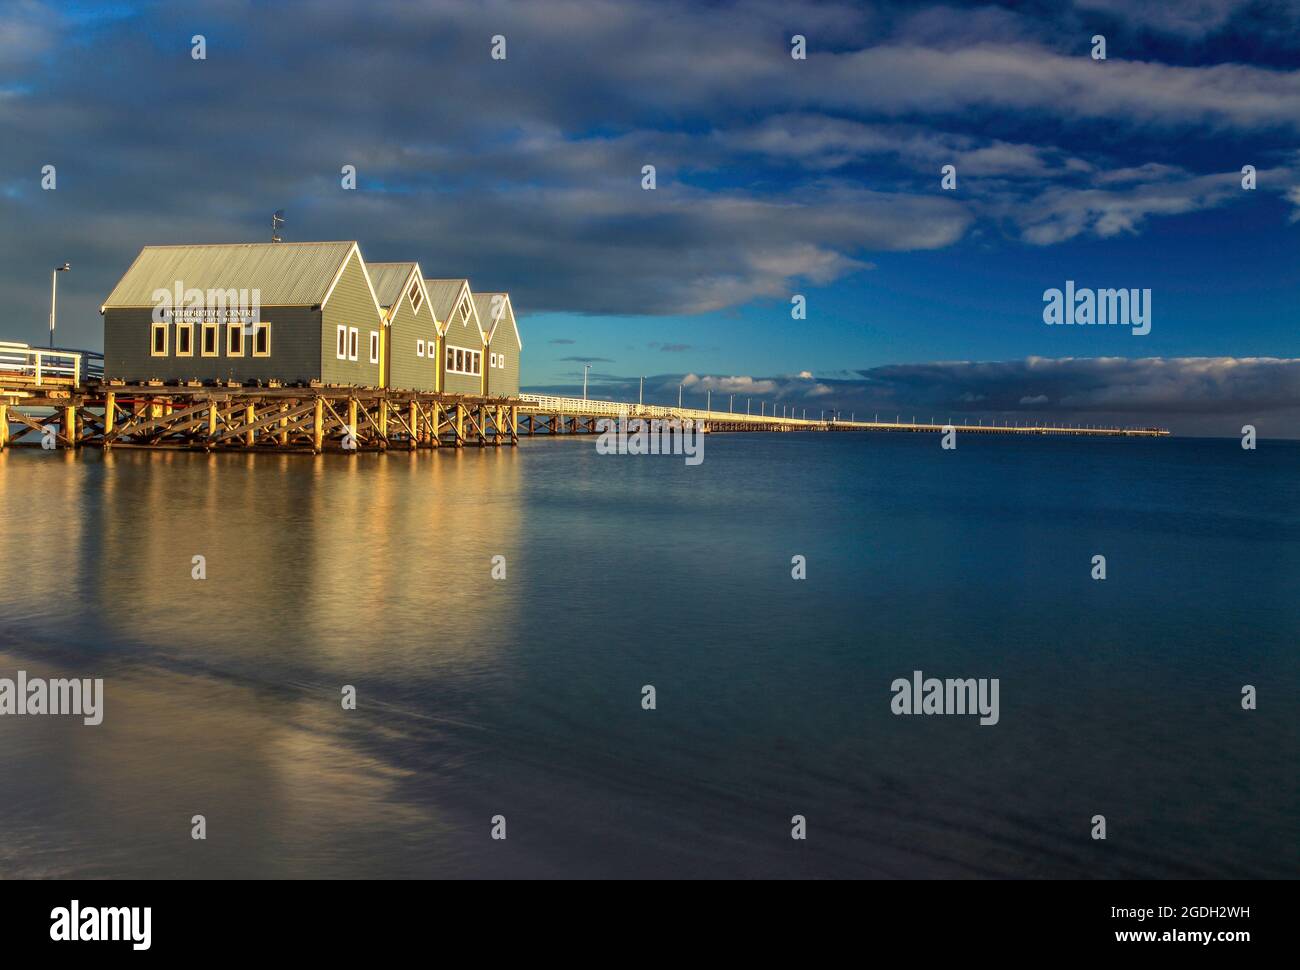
[367,262,418,309]
[474,292,506,337]
[424,278,469,325]
[475,292,522,349]
[102,241,358,308]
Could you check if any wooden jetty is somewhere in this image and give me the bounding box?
[0,346,1170,453]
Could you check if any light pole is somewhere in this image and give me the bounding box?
[639,376,644,408]
[707,390,711,413]
[678,384,683,408]
[583,364,591,401]
[729,394,734,414]
[49,263,70,348]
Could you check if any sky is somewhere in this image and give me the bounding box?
[1,0,1298,435]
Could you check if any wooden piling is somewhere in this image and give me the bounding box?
[313,397,324,453]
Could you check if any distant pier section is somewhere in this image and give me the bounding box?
[1,343,1169,453]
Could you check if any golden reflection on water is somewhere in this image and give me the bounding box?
[6,447,526,676]
[0,447,527,876]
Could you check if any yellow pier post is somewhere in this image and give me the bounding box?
[409,401,419,451]
[64,405,77,448]
[430,403,441,447]
[510,405,519,444]
[313,397,324,453]
[104,392,116,438]
[0,403,8,450]
[347,398,358,451]
[455,403,465,448]
[278,404,289,446]
[378,396,388,449]
[244,403,256,447]
[207,399,219,447]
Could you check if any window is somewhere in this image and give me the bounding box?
[459,298,470,323]
[446,345,482,376]
[490,352,497,368]
[176,322,193,356]
[498,352,506,369]
[369,330,379,364]
[409,281,423,313]
[336,325,347,360]
[226,322,244,356]
[430,337,437,365]
[417,339,425,358]
[252,322,271,357]
[150,322,168,356]
[202,322,219,357]
[348,327,358,361]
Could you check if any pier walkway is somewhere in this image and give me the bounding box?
[0,346,1169,453]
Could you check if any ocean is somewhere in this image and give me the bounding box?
[0,432,1296,878]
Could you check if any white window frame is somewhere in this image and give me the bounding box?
[226,322,244,357]
[417,339,425,358]
[459,298,470,323]
[201,322,219,357]
[175,322,193,357]
[498,352,506,369]
[490,352,497,368]
[252,322,271,357]
[409,281,424,313]
[348,327,359,362]
[369,330,379,364]
[447,344,482,376]
[150,322,168,357]
[336,325,347,360]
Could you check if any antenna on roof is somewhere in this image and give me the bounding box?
[271,210,286,243]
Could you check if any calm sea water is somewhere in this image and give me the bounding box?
[0,433,1296,879]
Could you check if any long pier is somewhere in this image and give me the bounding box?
[517,394,1170,438]
[0,348,1169,453]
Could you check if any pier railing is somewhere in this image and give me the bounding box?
[0,342,103,388]
[516,393,1170,436]
[517,393,810,426]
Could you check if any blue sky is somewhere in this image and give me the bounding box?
[1,0,1298,433]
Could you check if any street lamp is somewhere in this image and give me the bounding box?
[639,376,644,408]
[50,263,70,348]
[678,384,683,408]
[583,364,591,401]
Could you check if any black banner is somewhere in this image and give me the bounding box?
[0,879,1282,957]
